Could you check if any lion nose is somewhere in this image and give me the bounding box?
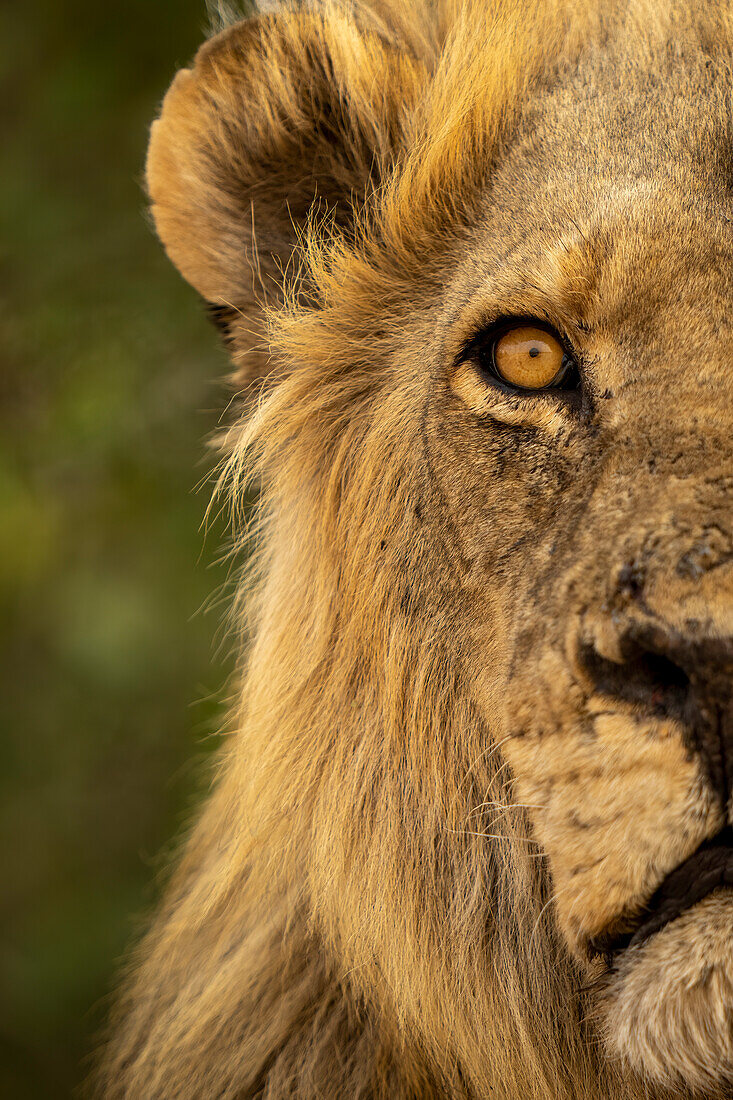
[579,622,733,808]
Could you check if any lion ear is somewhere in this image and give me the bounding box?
[146,10,420,351]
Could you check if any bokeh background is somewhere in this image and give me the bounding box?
[2,2,241,1094]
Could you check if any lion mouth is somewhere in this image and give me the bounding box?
[591,827,733,959]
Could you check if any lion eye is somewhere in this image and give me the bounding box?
[488,324,576,391]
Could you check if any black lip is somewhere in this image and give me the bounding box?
[590,827,733,959]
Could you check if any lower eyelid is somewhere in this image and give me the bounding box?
[449,357,584,428]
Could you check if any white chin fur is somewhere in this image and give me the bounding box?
[601,890,733,1097]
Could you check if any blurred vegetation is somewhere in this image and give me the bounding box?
[1,2,239,1094]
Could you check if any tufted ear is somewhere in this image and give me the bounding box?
[146,8,421,378]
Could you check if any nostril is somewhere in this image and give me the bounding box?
[579,639,691,719]
[580,624,732,806]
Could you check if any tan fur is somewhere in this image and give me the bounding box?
[98,2,733,1097]
[602,892,733,1094]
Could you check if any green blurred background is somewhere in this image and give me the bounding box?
[2,2,240,1094]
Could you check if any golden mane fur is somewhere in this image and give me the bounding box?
[98,2,733,1097]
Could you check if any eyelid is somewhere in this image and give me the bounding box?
[449,359,582,428]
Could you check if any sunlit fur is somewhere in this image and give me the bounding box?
[98,2,733,1097]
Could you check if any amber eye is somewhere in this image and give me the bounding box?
[487,324,576,391]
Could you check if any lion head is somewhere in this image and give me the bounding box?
[102,2,733,1097]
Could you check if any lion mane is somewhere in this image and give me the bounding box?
[98,2,733,1097]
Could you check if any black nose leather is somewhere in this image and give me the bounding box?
[580,622,733,808]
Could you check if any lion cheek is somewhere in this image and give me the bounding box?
[599,893,733,1097]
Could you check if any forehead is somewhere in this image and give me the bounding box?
[486,27,732,225]
[442,38,733,353]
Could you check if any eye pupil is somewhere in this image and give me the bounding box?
[529,346,540,358]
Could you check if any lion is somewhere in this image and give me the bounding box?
[98,1,733,1097]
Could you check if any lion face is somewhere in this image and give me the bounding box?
[423,61,733,1094]
[141,3,733,1096]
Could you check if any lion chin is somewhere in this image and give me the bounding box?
[601,891,733,1097]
